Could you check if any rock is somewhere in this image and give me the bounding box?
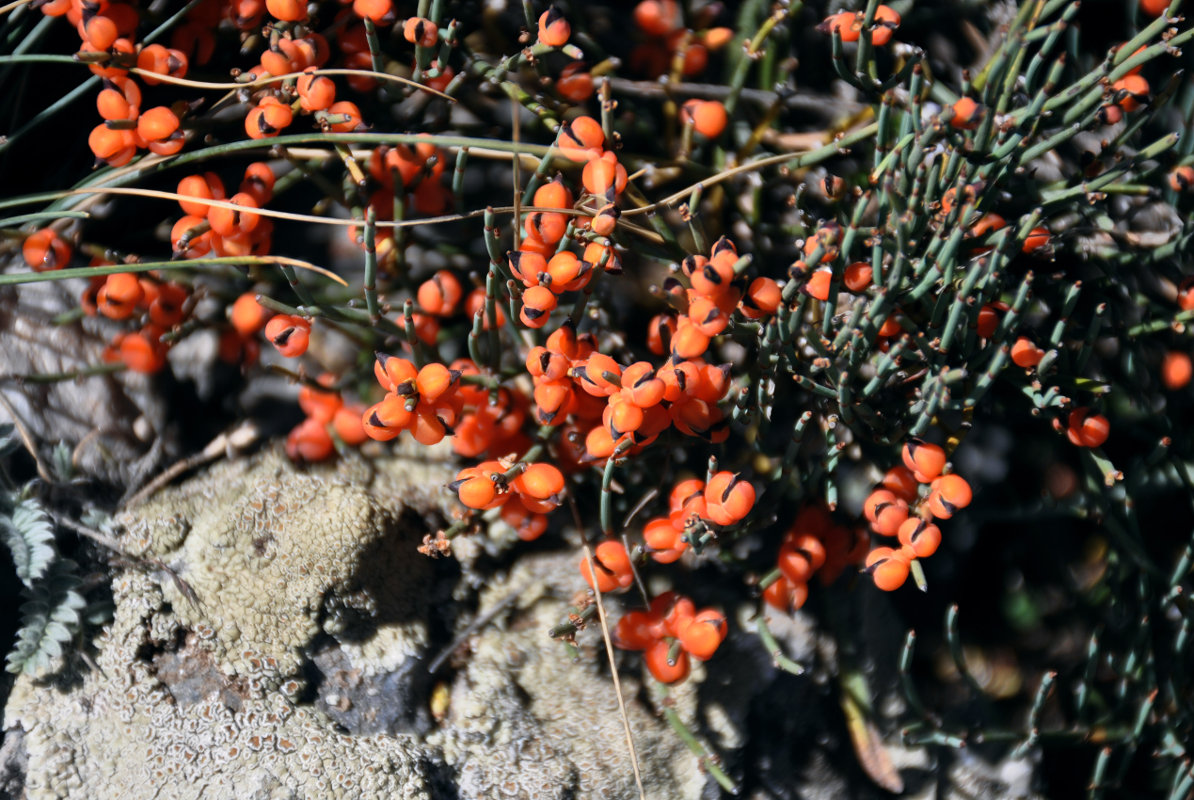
[3,443,456,800]
[429,550,710,800]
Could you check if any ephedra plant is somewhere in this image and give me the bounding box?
[2,0,1194,794]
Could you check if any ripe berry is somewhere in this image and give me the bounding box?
[644,638,689,683]
[703,471,756,526]
[1066,408,1110,448]
[865,547,910,591]
[1011,336,1045,369]
[1162,351,1192,390]
[286,417,335,462]
[402,17,438,46]
[762,575,809,612]
[537,6,571,47]
[22,229,72,271]
[675,609,727,660]
[264,314,311,358]
[902,438,946,483]
[679,99,728,139]
[581,540,634,593]
[898,517,942,559]
[926,474,973,519]
[950,96,984,130]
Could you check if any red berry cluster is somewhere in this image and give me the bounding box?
[641,473,758,564]
[862,440,973,591]
[763,505,868,613]
[452,462,565,542]
[285,374,369,462]
[615,592,727,684]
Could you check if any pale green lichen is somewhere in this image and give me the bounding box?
[114,444,454,686]
[4,444,456,799]
[429,551,710,800]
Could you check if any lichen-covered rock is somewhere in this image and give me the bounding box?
[114,444,453,688]
[3,444,456,800]
[429,551,710,800]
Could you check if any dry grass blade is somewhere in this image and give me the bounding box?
[581,543,647,800]
[126,67,455,101]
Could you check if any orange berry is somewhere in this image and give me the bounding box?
[676,609,726,660]
[581,540,634,593]
[332,404,369,445]
[326,100,363,132]
[976,301,1008,339]
[1162,351,1192,390]
[1140,0,1170,15]
[353,0,394,23]
[557,115,605,162]
[148,282,188,328]
[96,85,136,121]
[415,362,460,402]
[512,463,565,501]
[1065,408,1110,449]
[763,575,809,612]
[843,261,873,292]
[118,327,168,373]
[818,11,859,42]
[616,609,664,650]
[703,471,756,526]
[230,292,271,336]
[1169,165,1194,192]
[176,173,225,218]
[537,5,571,47]
[898,517,942,559]
[927,474,973,519]
[452,471,498,509]
[297,69,337,111]
[902,438,946,483]
[82,14,118,49]
[865,547,910,591]
[137,105,180,143]
[644,638,689,683]
[948,96,984,129]
[533,177,574,210]
[880,465,920,503]
[689,254,735,298]
[1011,336,1045,368]
[581,151,627,200]
[647,313,677,355]
[298,374,342,423]
[363,393,413,438]
[804,268,832,301]
[264,314,310,358]
[1112,74,1149,112]
[679,99,728,139]
[1022,227,1051,254]
[245,97,293,139]
[208,192,261,237]
[740,277,781,319]
[621,362,666,409]
[520,285,558,328]
[871,4,900,40]
[265,0,306,21]
[22,228,72,271]
[525,210,569,246]
[556,62,594,102]
[578,353,623,397]
[633,0,680,35]
[136,43,188,85]
[417,270,464,316]
[1179,278,1194,312]
[286,417,335,462]
[402,17,438,46]
[583,240,621,275]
